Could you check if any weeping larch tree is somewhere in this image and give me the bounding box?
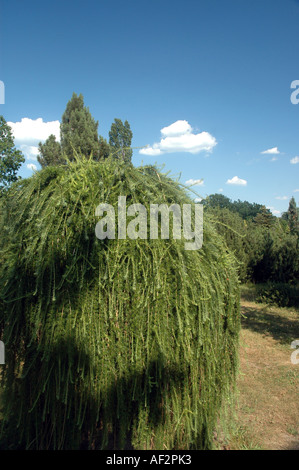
[0,156,240,450]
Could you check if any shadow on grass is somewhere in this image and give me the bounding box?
[241,304,299,346]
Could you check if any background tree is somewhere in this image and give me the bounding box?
[253,205,275,228]
[0,115,25,193]
[60,92,101,160]
[109,118,133,163]
[201,193,232,210]
[232,199,265,220]
[99,136,110,160]
[202,193,265,220]
[285,197,299,235]
[37,134,64,168]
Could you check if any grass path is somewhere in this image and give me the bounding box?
[229,296,299,450]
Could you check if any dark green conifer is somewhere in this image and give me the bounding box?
[60,92,101,160]
[37,134,64,168]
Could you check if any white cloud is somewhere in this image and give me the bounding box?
[294,189,299,193]
[27,163,37,172]
[275,196,288,200]
[270,156,278,162]
[139,120,217,156]
[261,147,280,155]
[194,197,202,203]
[218,188,223,193]
[140,146,162,156]
[185,178,204,186]
[226,176,247,186]
[161,120,192,137]
[20,144,39,161]
[290,156,299,164]
[8,118,60,143]
[7,117,60,163]
[267,206,281,216]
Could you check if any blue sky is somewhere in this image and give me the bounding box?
[1,0,299,215]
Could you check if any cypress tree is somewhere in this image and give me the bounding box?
[286,197,299,235]
[60,92,101,160]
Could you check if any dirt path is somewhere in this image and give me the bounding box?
[233,300,299,450]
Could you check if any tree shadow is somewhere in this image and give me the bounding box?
[1,336,210,450]
[241,305,299,345]
[283,440,299,451]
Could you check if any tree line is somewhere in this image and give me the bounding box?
[38,92,133,167]
[0,92,133,192]
[202,193,299,306]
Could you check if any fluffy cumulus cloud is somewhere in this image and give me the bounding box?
[261,147,280,155]
[290,156,299,164]
[20,144,40,161]
[8,118,60,142]
[185,178,204,186]
[267,206,281,217]
[27,163,37,172]
[226,176,247,186]
[139,120,217,156]
[7,117,60,161]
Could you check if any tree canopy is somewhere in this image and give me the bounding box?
[284,197,299,235]
[60,92,101,160]
[202,193,272,221]
[0,115,25,193]
[37,134,65,168]
[109,118,133,163]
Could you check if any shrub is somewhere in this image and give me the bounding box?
[0,157,240,449]
[255,282,299,308]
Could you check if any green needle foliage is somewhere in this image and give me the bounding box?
[60,92,102,161]
[0,115,25,193]
[0,157,240,450]
[37,134,65,168]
